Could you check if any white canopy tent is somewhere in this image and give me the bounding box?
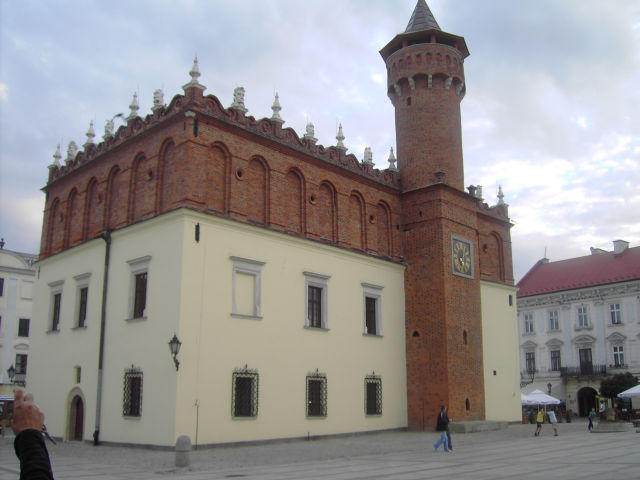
[618,384,640,398]
[521,389,561,406]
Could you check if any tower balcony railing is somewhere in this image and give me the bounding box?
[560,364,607,382]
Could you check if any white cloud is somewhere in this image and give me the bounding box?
[0,83,7,101]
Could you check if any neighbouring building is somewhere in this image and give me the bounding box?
[0,242,38,419]
[28,1,520,447]
[517,240,640,416]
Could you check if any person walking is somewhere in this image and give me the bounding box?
[433,405,451,452]
[588,408,597,431]
[534,408,545,436]
[548,409,559,436]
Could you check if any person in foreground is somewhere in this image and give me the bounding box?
[433,405,451,452]
[12,389,55,479]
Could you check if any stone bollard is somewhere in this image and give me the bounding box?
[175,435,192,468]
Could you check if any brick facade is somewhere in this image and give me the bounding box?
[39,2,513,430]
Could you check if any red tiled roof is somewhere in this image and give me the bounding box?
[517,245,640,297]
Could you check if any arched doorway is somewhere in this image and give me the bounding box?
[577,387,597,417]
[68,395,84,441]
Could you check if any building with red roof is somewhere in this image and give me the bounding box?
[517,240,640,416]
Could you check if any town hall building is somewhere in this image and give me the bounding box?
[27,1,520,447]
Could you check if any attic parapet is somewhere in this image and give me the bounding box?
[45,61,401,190]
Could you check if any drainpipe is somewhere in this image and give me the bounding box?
[94,229,111,445]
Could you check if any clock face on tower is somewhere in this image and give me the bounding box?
[452,237,473,278]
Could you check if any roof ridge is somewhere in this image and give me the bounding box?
[405,0,440,33]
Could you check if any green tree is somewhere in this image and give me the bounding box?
[600,372,638,399]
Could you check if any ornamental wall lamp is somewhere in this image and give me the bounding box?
[168,334,182,371]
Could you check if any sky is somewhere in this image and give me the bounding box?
[0,0,639,281]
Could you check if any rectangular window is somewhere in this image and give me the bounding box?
[525,351,536,373]
[232,368,259,418]
[127,256,151,320]
[579,348,593,374]
[362,283,383,336]
[577,306,589,328]
[609,304,622,325]
[52,293,62,331]
[548,311,559,331]
[15,353,28,375]
[306,372,327,417]
[133,273,147,319]
[231,257,264,319]
[613,346,624,367]
[524,313,534,334]
[0,277,4,296]
[304,272,330,329]
[77,287,88,327]
[18,318,30,337]
[75,366,82,384]
[550,350,561,371]
[123,367,143,417]
[308,286,322,327]
[365,375,382,415]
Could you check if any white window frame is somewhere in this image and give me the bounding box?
[362,283,383,336]
[127,256,151,321]
[304,271,330,330]
[230,256,264,319]
[548,310,559,331]
[524,312,534,334]
[577,305,590,329]
[613,345,625,367]
[48,280,64,332]
[73,273,91,329]
[609,303,622,325]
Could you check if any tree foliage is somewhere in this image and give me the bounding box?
[599,372,639,399]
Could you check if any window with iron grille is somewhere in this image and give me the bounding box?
[18,318,30,337]
[365,374,382,415]
[123,367,143,417]
[306,371,327,417]
[232,368,258,418]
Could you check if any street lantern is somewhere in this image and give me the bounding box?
[547,382,552,395]
[168,334,182,371]
[6,364,15,382]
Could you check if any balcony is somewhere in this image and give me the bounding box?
[560,364,607,382]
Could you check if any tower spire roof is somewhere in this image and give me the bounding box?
[405,0,440,33]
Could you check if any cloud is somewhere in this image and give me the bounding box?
[0,83,7,101]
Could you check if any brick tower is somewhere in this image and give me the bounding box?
[381,0,486,428]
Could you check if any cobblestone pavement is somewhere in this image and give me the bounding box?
[1,420,638,479]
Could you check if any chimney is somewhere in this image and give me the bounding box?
[613,239,629,255]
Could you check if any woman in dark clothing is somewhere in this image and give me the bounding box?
[12,389,55,479]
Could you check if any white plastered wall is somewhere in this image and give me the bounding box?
[174,211,407,445]
[481,280,522,422]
